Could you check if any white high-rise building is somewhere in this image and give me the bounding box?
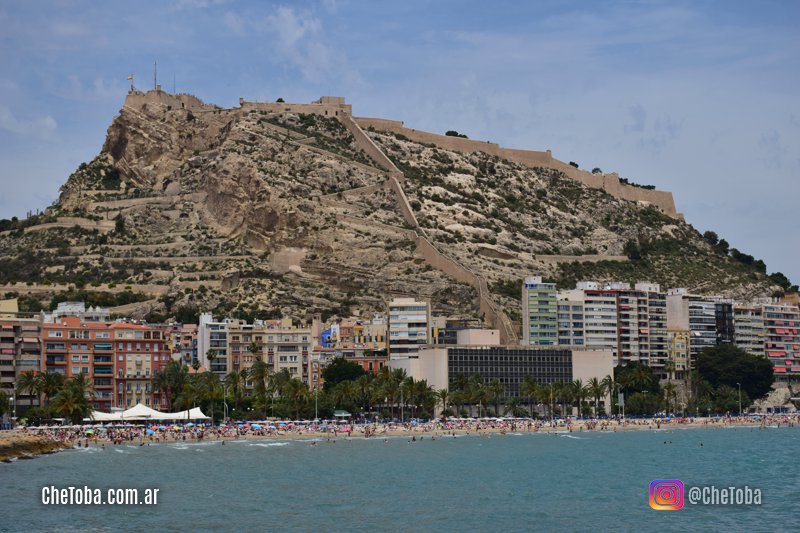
[387,298,431,358]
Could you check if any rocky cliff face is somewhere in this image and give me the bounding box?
[0,90,782,330]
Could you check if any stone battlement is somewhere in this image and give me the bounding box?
[354,116,680,218]
[239,95,352,118]
[124,87,209,111]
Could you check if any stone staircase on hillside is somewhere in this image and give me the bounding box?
[338,113,519,344]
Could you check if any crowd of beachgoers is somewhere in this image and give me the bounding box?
[11,413,799,448]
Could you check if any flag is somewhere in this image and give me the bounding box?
[127,75,133,80]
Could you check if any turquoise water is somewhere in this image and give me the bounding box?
[1,427,799,532]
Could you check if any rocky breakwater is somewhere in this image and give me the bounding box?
[0,433,73,462]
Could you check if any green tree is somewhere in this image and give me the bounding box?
[52,374,93,424]
[16,370,42,408]
[625,392,661,416]
[0,390,9,418]
[249,359,271,419]
[696,345,773,400]
[488,379,505,416]
[587,377,605,416]
[40,371,66,406]
[321,357,367,391]
[702,230,719,246]
[152,360,188,410]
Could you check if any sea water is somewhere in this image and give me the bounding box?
[1,427,798,532]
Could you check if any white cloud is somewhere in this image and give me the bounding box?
[0,106,57,140]
[262,6,354,83]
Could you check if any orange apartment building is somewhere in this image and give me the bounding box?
[42,318,170,412]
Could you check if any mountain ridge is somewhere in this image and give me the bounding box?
[0,90,784,336]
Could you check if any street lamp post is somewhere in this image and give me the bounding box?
[737,382,742,416]
[314,386,318,421]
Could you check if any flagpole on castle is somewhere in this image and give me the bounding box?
[127,74,134,92]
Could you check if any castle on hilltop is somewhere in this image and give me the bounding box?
[123,88,680,218]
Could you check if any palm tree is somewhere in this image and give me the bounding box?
[601,374,617,415]
[40,371,65,407]
[200,372,222,423]
[520,376,539,417]
[632,365,653,392]
[355,375,372,415]
[504,398,528,417]
[152,360,188,410]
[285,378,310,420]
[437,389,449,417]
[488,379,505,416]
[554,381,571,418]
[16,370,42,409]
[52,374,94,424]
[587,377,605,416]
[571,379,587,417]
[176,378,204,413]
[206,349,216,373]
[225,371,243,412]
[249,359,270,419]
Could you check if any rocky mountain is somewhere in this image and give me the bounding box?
[0,90,784,340]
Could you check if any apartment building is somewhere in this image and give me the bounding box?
[522,276,557,346]
[264,319,313,383]
[666,328,690,380]
[667,289,717,367]
[733,306,765,356]
[0,310,42,414]
[388,298,431,358]
[112,323,170,409]
[42,317,116,411]
[198,313,229,376]
[762,303,800,381]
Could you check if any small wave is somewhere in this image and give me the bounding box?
[170,446,189,450]
[559,434,583,439]
[114,449,125,454]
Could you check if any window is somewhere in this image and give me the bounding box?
[72,355,80,362]
[96,332,110,339]
[48,331,63,338]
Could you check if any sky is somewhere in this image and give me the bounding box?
[0,0,798,283]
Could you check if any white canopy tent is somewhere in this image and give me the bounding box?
[85,403,210,422]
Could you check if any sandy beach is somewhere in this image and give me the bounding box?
[2,413,797,459]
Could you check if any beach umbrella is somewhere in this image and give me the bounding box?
[85,429,94,434]
[252,424,262,430]
[146,429,155,435]
[158,425,166,430]
[269,425,277,429]
[187,422,195,427]
[150,425,158,429]
[237,423,244,428]
[243,423,251,428]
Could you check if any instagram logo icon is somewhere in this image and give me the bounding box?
[649,480,684,510]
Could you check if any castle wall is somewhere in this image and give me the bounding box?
[240,100,352,118]
[354,116,679,218]
[338,114,402,176]
[123,90,207,111]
